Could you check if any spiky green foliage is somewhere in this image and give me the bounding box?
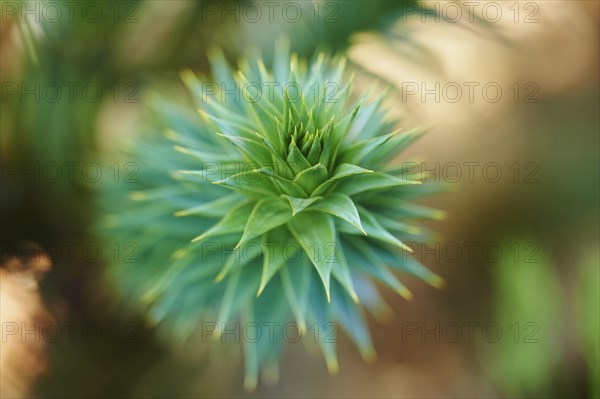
[103,43,444,390]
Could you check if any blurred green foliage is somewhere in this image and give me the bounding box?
[577,250,600,398]
[486,236,563,396]
[1,0,597,397]
[487,236,599,398]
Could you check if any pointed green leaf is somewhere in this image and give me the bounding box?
[312,92,327,128]
[236,197,293,249]
[287,212,336,302]
[248,102,283,154]
[330,240,359,302]
[207,47,242,111]
[351,274,394,322]
[283,87,300,127]
[338,172,421,197]
[347,90,389,139]
[128,186,188,202]
[214,169,276,196]
[379,249,444,288]
[308,275,338,373]
[317,117,335,166]
[287,138,311,174]
[216,133,272,165]
[338,130,398,165]
[257,168,308,197]
[280,257,312,330]
[200,110,257,137]
[376,217,423,236]
[345,237,413,300]
[369,199,446,220]
[281,195,322,216]
[331,283,376,362]
[308,193,366,235]
[257,232,286,296]
[191,202,253,242]
[176,169,222,183]
[312,163,373,196]
[251,274,289,373]
[215,238,260,282]
[293,163,328,193]
[330,163,374,181]
[357,206,411,252]
[181,69,251,128]
[339,102,361,138]
[173,144,228,162]
[216,268,241,327]
[216,266,261,329]
[174,194,242,217]
[306,135,322,164]
[371,129,425,165]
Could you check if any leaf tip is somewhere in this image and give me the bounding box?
[326,357,339,375]
[191,234,205,243]
[128,191,145,201]
[172,249,187,259]
[400,288,414,301]
[243,375,258,392]
[164,129,177,140]
[429,275,445,289]
[433,210,447,220]
[362,348,377,363]
[256,279,267,297]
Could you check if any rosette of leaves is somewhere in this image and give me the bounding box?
[103,42,444,390]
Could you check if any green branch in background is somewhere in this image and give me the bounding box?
[486,237,599,397]
[101,41,444,390]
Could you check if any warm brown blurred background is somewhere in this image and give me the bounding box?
[1,1,598,398]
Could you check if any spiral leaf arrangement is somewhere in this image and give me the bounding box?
[104,42,444,390]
